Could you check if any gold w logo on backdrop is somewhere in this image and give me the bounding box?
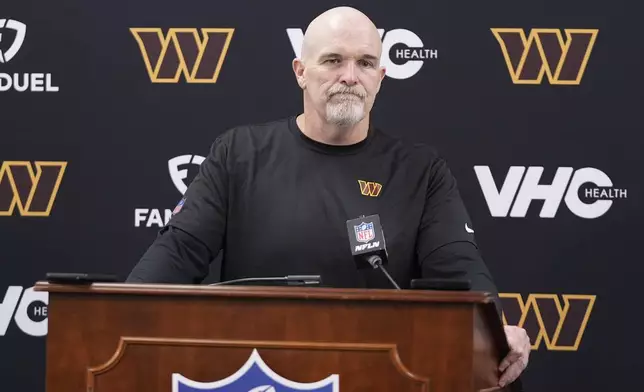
[0,161,67,217]
[130,27,234,83]
[500,293,596,351]
[491,28,598,85]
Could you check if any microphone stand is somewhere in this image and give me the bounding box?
[366,255,401,290]
[207,275,321,287]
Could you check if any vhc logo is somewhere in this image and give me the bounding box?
[354,222,375,243]
[172,349,339,392]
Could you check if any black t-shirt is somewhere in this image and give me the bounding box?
[127,116,499,307]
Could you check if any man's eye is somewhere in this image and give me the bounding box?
[359,59,374,67]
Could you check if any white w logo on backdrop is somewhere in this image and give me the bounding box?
[0,19,26,63]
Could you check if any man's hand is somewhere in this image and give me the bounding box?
[498,325,530,387]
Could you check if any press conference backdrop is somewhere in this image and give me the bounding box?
[1,0,642,390]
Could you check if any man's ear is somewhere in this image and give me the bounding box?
[375,66,386,93]
[292,58,306,89]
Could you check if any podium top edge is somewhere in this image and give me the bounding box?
[33,281,494,304]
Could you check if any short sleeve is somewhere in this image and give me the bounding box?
[166,134,229,255]
[416,157,478,256]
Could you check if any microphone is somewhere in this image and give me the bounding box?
[207,275,322,287]
[346,214,401,290]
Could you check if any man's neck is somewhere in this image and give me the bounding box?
[296,111,369,146]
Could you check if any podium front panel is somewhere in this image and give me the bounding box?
[38,284,503,392]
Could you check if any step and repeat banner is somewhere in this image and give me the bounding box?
[1,0,641,390]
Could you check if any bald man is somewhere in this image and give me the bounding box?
[126,6,529,388]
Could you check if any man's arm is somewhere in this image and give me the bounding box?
[416,156,530,389]
[126,226,213,283]
[416,156,502,314]
[126,134,230,284]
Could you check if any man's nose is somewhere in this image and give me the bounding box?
[338,62,358,85]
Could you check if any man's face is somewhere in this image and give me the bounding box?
[300,26,385,127]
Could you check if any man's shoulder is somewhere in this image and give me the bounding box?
[373,126,443,164]
[215,116,292,146]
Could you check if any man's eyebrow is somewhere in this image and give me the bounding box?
[317,52,379,61]
[318,52,342,59]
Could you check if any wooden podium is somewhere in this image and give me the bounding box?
[34,282,515,392]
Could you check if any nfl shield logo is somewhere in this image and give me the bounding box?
[172,197,186,215]
[172,349,339,392]
[354,222,375,243]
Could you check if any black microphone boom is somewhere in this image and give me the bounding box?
[208,275,322,287]
[366,255,401,290]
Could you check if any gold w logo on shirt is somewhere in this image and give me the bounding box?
[358,180,382,197]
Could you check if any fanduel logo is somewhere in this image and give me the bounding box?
[491,28,598,85]
[0,18,60,92]
[130,27,234,83]
[135,155,205,227]
[169,154,205,194]
[0,286,48,337]
[474,166,627,219]
[286,28,438,80]
[0,19,25,63]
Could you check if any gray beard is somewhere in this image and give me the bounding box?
[325,99,365,128]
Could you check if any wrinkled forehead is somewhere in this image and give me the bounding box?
[311,25,381,60]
